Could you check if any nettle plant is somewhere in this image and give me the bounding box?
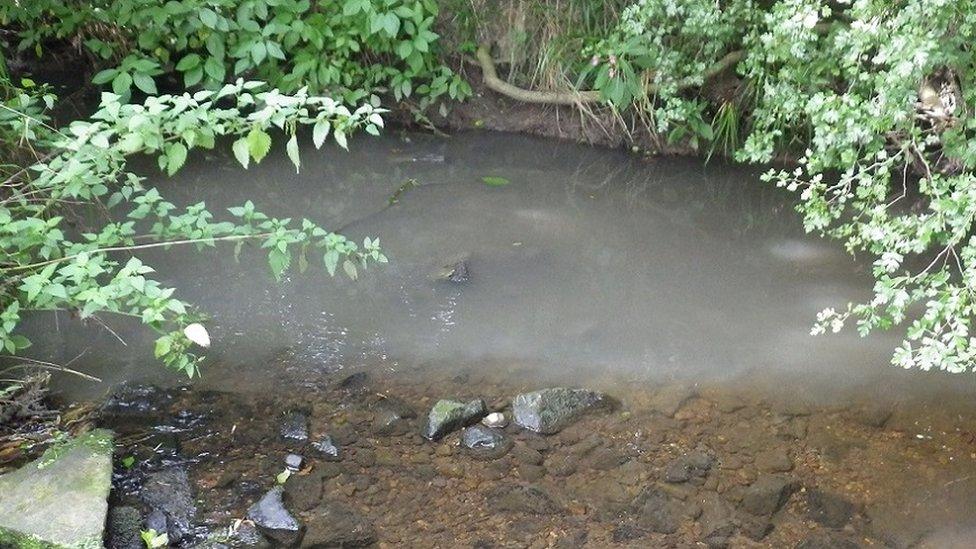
[591,0,976,373]
[2,0,470,111]
[1,80,387,376]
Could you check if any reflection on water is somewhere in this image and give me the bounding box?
[18,130,976,402]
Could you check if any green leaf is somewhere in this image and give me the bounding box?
[166,143,188,176]
[204,56,226,82]
[324,250,339,276]
[184,66,204,87]
[154,335,172,359]
[199,8,219,28]
[481,176,510,187]
[232,138,250,169]
[8,335,31,350]
[132,73,157,94]
[268,248,291,280]
[312,120,330,148]
[92,68,118,85]
[247,128,272,164]
[175,53,201,71]
[111,72,133,95]
[342,259,358,280]
[286,134,300,172]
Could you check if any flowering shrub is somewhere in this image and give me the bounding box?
[590,0,976,373]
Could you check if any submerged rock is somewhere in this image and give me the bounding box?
[422,398,487,441]
[0,429,113,549]
[664,450,714,483]
[100,385,171,430]
[512,388,608,434]
[311,436,341,461]
[141,465,197,543]
[302,502,376,548]
[371,397,417,436]
[492,485,561,515]
[741,475,799,516]
[434,256,470,283]
[106,505,143,549]
[280,411,310,442]
[806,489,854,528]
[635,486,683,534]
[247,486,301,545]
[461,425,513,459]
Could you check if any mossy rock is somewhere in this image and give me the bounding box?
[0,429,114,548]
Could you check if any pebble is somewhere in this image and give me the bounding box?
[482,412,508,428]
[284,453,304,471]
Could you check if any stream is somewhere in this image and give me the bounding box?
[16,131,976,547]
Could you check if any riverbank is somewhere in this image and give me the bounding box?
[70,362,976,548]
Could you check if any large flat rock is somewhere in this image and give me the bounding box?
[0,429,114,548]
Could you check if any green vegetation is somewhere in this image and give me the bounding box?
[459,0,976,373]
[3,0,976,375]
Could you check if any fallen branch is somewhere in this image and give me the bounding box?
[472,44,745,106]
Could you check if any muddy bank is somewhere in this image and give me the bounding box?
[92,364,976,548]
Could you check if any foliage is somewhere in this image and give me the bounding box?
[585,0,976,372]
[1,0,470,110]
[0,79,386,376]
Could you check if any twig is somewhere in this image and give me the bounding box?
[0,357,102,382]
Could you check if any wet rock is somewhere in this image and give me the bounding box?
[806,489,854,528]
[755,448,793,473]
[586,447,626,471]
[512,388,608,434]
[247,486,301,545]
[635,486,683,534]
[518,464,546,481]
[865,504,926,548]
[492,485,561,514]
[226,520,271,548]
[649,385,697,418]
[353,448,376,467]
[795,533,860,549]
[849,404,893,429]
[740,475,798,516]
[284,470,325,512]
[141,465,197,542]
[482,412,508,428]
[371,397,417,436]
[611,523,643,542]
[280,411,310,442]
[664,450,715,483]
[739,515,773,541]
[423,398,487,441]
[462,425,513,459]
[511,444,544,466]
[107,505,143,549]
[337,371,368,390]
[698,494,736,548]
[546,453,578,477]
[0,430,113,549]
[285,453,304,471]
[311,436,341,461]
[100,385,172,430]
[302,502,376,548]
[435,257,470,283]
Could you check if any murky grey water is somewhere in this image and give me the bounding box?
[23,131,976,402]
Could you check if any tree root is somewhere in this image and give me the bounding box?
[472,44,745,106]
